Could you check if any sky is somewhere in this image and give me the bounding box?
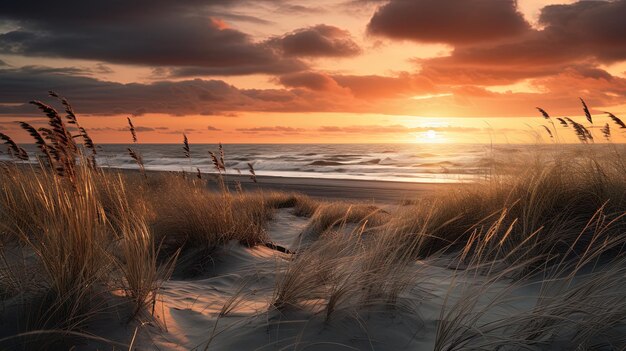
[1,0,626,144]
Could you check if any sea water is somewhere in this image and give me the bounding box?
[3,143,619,183]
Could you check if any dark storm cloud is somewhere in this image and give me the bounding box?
[538,0,626,63]
[268,25,361,57]
[367,0,530,44]
[0,0,305,75]
[412,0,626,85]
[169,58,306,77]
[0,1,228,21]
[0,65,371,116]
[0,66,246,116]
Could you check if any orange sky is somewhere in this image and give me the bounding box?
[1,0,626,143]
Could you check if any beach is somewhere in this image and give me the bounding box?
[3,0,626,348]
[211,174,457,203]
[3,149,626,350]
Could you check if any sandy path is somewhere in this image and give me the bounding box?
[139,209,454,350]
[106,206,550,351]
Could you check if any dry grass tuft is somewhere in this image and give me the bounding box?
[297,202,388,245]
[146,176,273,250]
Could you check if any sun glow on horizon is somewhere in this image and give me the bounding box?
[411,93,454,100]
[413,129,449,144]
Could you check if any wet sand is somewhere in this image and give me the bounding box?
[207,173,461,203]
[115,168,463,203]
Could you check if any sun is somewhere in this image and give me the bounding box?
[413,129,440,143]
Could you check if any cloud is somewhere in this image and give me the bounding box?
[0,65,370,116]
[0,0,305,76]
[538,0,626,63]
[268,24,361,57]
[0,120,20,130]
[210,12,275,25]
[317,124,480,134]
[333,73,436,99]
[157,128,203,135]
[2,62,625,119]
[236,126,306,134]
[416,54,566,86]
[414,0,626,85]
[235,124,483,136]
[89,126,155,132]
[134,126,155,132]
[278,71,436,99]
[0,66,245,116]
[92,63,114,74]
[367,0,530,44]
[277,4,327,14]
[277,72,340,91]
[169,58,305,77]
[207,126,222,131]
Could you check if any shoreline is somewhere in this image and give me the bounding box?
[128,168,463,203]
[221,173,459,203]
[13,164,463,203]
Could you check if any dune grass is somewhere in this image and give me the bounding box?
[2,94,626,349]
[266,145,626,349]
[265,142,626,349]
[0,93,319,348]
[0,162,320,348]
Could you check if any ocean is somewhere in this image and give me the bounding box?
[2,143,618,183]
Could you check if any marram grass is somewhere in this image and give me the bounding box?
[1,94,626,349]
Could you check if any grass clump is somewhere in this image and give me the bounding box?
[384,150,626,275]
[297,202,388,245]
[147,175,272,250]
[0,163,176,350]
[0,93,301,348]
